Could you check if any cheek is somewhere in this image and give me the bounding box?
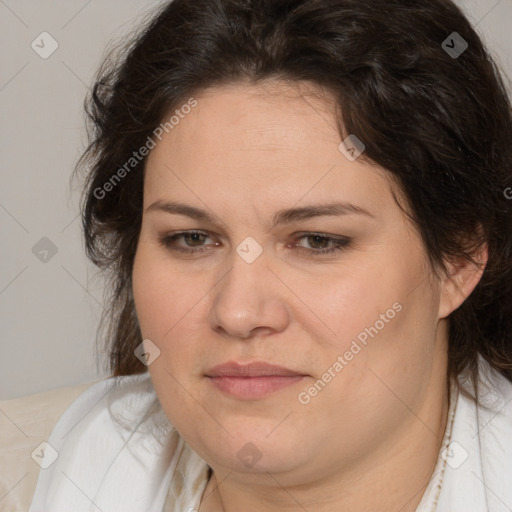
[132,242,212,382]
[295,280,440,452]
[317,266,441,414]
[301,246,440,388]
[132,258,167,338]
[132,245,205,424]
[133,243,200,339]
[280,256,413,354]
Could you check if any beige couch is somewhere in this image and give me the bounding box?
[0,381,100,512]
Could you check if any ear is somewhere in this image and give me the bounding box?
[438,242,488,319]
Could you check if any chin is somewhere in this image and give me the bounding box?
[200,422,307,473]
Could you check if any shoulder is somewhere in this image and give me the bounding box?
[463,357,512,428]
[0,380,97,512]
[474,361,512,493]
[27,372,192,512]
[448,358,512,511]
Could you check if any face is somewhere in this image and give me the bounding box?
[132,80,450,484]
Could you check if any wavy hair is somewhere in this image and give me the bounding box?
[76,0,512,391]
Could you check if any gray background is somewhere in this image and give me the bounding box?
[1,0,511,400]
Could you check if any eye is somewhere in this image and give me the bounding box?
[158,230,351,258]
[158,230,219,254]
[290,233,351,256]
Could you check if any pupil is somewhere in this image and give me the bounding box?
[309,235,328,249]
[187,233,204,246]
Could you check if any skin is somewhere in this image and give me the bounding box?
[132,79,486,512]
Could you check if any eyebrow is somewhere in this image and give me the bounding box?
[145,200,375,228]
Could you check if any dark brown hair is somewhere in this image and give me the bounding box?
[77,0,512,390]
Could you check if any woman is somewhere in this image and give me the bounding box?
[29,0,512,511]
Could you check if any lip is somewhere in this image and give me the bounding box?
[206,361,305,378]
[205,361,308,400]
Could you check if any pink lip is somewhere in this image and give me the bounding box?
[205,362,307,400]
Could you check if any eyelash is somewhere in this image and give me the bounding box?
[157,230,351,257]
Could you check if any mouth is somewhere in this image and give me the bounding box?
[205,361,308,400]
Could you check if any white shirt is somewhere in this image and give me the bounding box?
[28,356,512,512]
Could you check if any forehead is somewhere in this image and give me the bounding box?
[162,80,339,156]
[143,81,398,219]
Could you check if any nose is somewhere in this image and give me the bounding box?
[208,249,290,340]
